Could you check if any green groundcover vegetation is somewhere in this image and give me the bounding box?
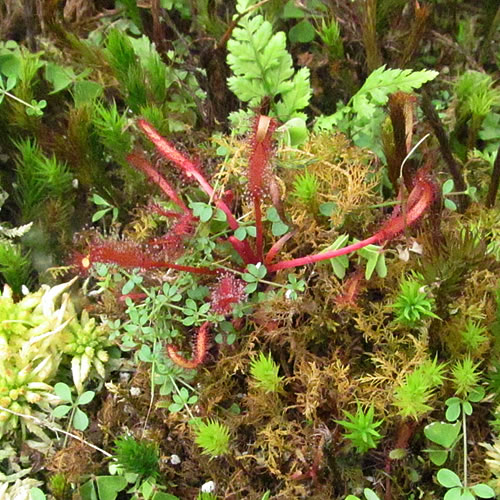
[0,1,500,498]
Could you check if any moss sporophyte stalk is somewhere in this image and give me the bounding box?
[74,115,435,369]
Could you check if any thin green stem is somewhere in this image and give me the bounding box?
[0,405,112,457]
[169,376,195,420]
[0,89,37,110]
[64,404,77,448]
[143,339,157,435]
[364,200,400,209]
[462,408,468,488]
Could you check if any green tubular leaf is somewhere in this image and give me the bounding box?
[375,254,387,278]
[331,256,348,279]
[92,208,111,222]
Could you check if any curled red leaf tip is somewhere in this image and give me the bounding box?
[166,322,211,369]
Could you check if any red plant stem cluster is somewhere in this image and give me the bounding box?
[136,120,258,265]
[267,172,435,272]
[139,117,434,273]
[166,321,211,369]
[79,117,435,368]
[83,117,434,276]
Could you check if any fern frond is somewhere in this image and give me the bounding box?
[352,65,439,109]
[0,222,33,239]
[315,65,438,155]
[275,68,311,122]
[227,0,311,122]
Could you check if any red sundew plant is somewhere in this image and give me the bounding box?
[210,274,247,315]
[166,321,211,369]
[77,115,436,368]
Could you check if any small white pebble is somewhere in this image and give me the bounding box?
[201,481,215,493]
[72,178,79,189]
[285,289,293,300]
[170,454,181,465]
[129,387,141,396]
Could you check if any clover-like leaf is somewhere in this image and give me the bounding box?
[424,421,461,448]
[471,483,495,498]
[73,407,89,431]
[437,468,462,488]
[95,476,128,500]
[427,448,449,466]
[78,391,95,406]
[52,405,72,418]
[54,382,73,403]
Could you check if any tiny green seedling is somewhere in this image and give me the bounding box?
[436,468,494,499]
[322,235,387,280]
[0,76,47,116]
[52,382,95,431]
[265,207,289,237]
[392,273,440,327]
[424,383,494,499]
[91,193,119,223]
[242,263,267,294]
[442,179,478,212]
[168,387,198,413]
